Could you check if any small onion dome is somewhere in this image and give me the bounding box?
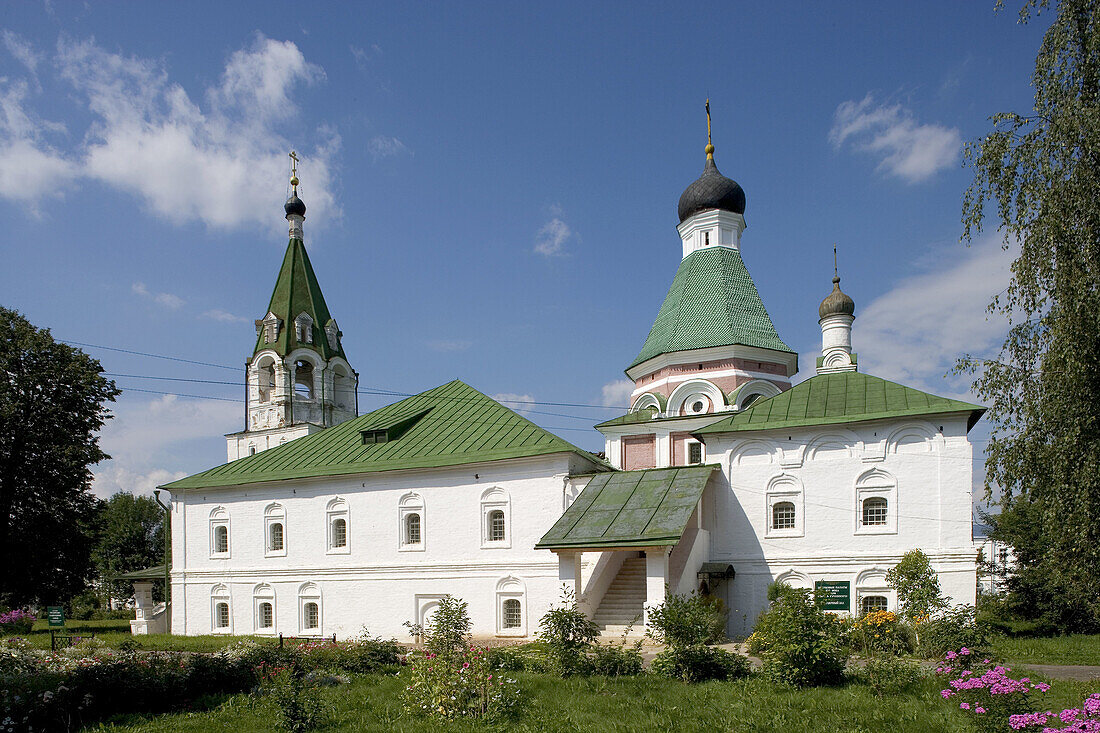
[819,276,855,319]
[284,191,306,218]
[677,152,746,223]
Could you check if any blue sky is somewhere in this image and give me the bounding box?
[1,2,1047,503]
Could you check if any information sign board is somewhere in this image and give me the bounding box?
[814,580,851,611]
[47,606,65,627]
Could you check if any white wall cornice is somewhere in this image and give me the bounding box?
[627,344,798,382]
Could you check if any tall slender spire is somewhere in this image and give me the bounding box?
[705,98,714,160]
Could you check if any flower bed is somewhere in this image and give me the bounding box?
[0,610,35,636]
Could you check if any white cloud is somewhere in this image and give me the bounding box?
[0,79,76,205]
[830,94,961,182]
[600,379,634,409]
[132,281,185,309]
[492,392,536,416]
[426,339,473,352]
[92,394,240,498]
[0,33,340,232]
[534,218,572,256]
[2,30,43,76]
[853,234,1014,399]
[367,135,408,160]
[202,308,249,323]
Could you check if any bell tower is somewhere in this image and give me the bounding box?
[225,156,359,461]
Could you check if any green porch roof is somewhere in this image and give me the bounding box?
[536,465,716,550]
[112,565,167,581]
[694,371,985,435]
[253,237,345,361]
[628,247,794,371]
[163,380,610,490]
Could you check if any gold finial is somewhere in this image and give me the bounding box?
[289,151,300,188]
[705,99,714,159]
[833,244,840,283]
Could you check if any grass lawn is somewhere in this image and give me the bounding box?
[990,633,1100,666]
[91,673,986,733]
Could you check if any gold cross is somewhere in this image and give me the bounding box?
[833,244,839,278]
[706,99,712,146]
[289,151,299,177]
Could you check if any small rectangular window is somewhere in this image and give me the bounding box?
[489,510,506,542]
[304,602,319,629]
[259,602,273,628]
[269,522,284,551]
[688,442,703,464]
[362,430,389,444]
[216,602,230,628]
[502,599,521,628]
[332,518,347,548]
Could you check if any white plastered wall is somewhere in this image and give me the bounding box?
[700,414,978,637]
[170,452,600,639]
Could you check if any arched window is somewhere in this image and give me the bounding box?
[294,360,314,399]
[214,525,229,553]
[294,313,313,344]
[405,513,421,544]
[399,493,425,551]
[861,595,888,615]
[256,357,276,403]
[298,582,321,635]
[488,510,506,542]
[265,504,287,557]
[480,488,510,548]
[502,599,522,628]
[862,497,888,526]
[259,602,273,628]
[772,502,796,530]
[326,498,349,554]
[216,602,230,628]
[210,508,230,557]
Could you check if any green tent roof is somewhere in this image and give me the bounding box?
[695,371,985,435]
[536,465,715,550]
[253,237,344,360]
[628,247,794,371]
[163,380,610,490]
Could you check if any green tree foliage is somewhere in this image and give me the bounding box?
[886,549,948,623]
[93,493,166,602]
[958,0,1100,631]
[0,306,119,607]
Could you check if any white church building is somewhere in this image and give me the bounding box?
[162,133,983,640]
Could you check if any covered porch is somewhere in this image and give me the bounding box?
[536,465,723,636]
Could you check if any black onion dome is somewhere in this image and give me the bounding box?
[284,192,306,218]
[677,156,746,223]
[819,276,856,319]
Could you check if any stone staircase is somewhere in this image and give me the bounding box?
[592,556,645,636]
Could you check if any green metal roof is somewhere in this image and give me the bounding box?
[253,237,345,360]
[628,247,794,371]
[112,565,167,581]
[163,380,610,490]
[536,465,715,550]
[694,371,985,435]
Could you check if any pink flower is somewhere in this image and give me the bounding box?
[975,707,986,714]
[960,702,971,710]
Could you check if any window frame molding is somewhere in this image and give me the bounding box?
[480,487,511,549]
[264,503,288,557]
[209,507,231,559]
[298,582,322,636]
[764,474,804,538]
[854,468,898,536]
[398,492,425,552]
[326,497,350,555]
[253,583,276,635]
[211,584,232,634]
[495,577,527,637]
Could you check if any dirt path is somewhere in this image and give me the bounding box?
[1012,663,1100,681]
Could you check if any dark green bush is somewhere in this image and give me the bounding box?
[538,588,600,676]
[650,644,751,683]
[756,588,848,687]
[645,591,728,647]
[853,655,925,696]
[588,641,644,676]
[917,605,989,657]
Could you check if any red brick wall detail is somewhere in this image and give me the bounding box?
[623,435,656,471]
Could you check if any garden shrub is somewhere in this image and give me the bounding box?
[645,591,728,647]
[916,605,988,658]
[650,644,751,683]
[485,643,551,673]
[402,645,522,721]
[258,663,329,732]
[756,588,848,687]
[538,588,599,676]
[0,609,35,636]
[407,595,472,659]
[854,655,925,696]
[848,610,915,656]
